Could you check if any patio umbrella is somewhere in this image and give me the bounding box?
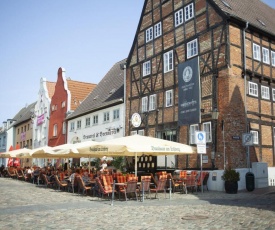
[1,147,32,158]
[30,146,55,158]
[100,135,196,156]
[100,135,197,176]
[52,141,124,172]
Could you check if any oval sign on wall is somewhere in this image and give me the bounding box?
[131,113,141,128]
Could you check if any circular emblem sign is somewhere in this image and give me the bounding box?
[131,113,141,128]
[183,66,193,83]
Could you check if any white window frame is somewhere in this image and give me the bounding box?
[187,39,198,59]
[250,130,259,144]
[93,115,98,125]
[271,51,275,66]
[163,50,173,73]
[262,47,270,64]
[138,129,145,136]
[77,120,81,129]
[248,82,258,97]
[166,90,173,107]
[184,3,194,21]
[53,124,57,137]
[61,101,66,108]
[62,121,66,134]
[261,85,270,100]
[113,109,120,120]
[70,122,75,132]
[149,94,156,111]
[203,122,212,142]
[146,27,153,43]
[272,89,275,101]
[190,124,199,144]
[175,9,183,27]
[103,112,110,122]
[143,61,151,76]
[142,96,148,112]
[253,43,261,61]
[85,117,90,127]
[154,22,162,38]
[131,130,138,135]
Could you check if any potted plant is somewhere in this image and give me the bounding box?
[222,167,240,194]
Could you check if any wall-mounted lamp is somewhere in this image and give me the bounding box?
[211,108,219,120]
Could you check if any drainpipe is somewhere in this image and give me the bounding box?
[243,21,249,169]
[123,64,126,137]
[243,21,249,131]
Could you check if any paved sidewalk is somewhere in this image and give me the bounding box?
[0,178,275,229]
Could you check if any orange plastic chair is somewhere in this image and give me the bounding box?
[102,175,114,191]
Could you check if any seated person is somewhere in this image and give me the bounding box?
[82,171,90,185]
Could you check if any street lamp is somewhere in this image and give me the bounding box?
[211,108,219,169]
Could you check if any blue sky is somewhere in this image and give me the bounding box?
[0,0,274,124]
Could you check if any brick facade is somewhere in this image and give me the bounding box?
[126,0,275,171]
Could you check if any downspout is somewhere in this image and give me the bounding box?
[123,64,126,137]
[243,21,249,131]
[243,21,249,169]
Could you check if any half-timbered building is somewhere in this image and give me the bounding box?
[125,0,275,171]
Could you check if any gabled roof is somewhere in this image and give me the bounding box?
[12,102,36,126]
[67,80,97,111]
[46,81,56,99]
[212,0,275,37]
[67,59,126,120]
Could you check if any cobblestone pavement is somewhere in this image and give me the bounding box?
[0,178,275,230]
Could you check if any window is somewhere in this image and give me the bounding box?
[149,94,156,111]
[250,130,259,144]
[203,122,212,142]
[131,130,138,135]
[253,43,261,61]
[77,120,81,129]
[53,124,57,137]
[143,61,151,76]
[85,117,90,127]
[104,112,110,122]
[272,89,275,101]
[70,122,75,131]
[138,129,144,136]
[154,22,162,38]
[146,27,153,42]
[261,86,270,100]
[163,50,173,73]
[113,109,120,120]
[184,3,194,21]
[175,9,183,26]
[142,96,148,112]
[93,115,98,125]
[271,51,275,66]
[44,127,47,139]
[166,90,173,107]
[248,82,258,97]
[190,124,199,144]
[187,39,198,59]
[62,122,66,134]
[61,101,66,108]
[262,48,270,64]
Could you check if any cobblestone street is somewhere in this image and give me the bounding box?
[0,178,275,229]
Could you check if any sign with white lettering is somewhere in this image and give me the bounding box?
[178,56,201,125]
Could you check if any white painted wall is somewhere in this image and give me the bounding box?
[67,103,125,163]
[32,78,52,167]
